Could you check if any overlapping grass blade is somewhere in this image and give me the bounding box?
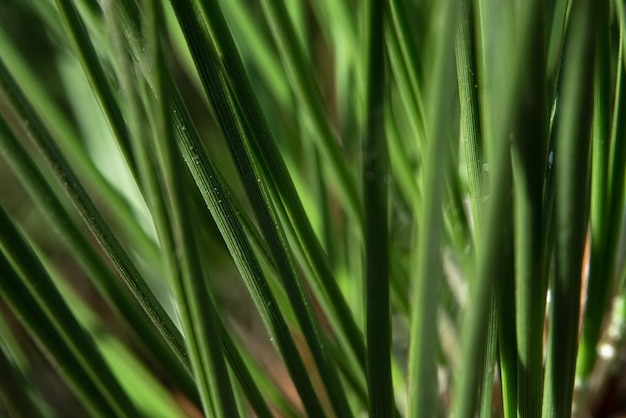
[542,0,596,415]
[219,0,291,107]
[0,58,192,390]
[105,1,331,413]
[577,0,619,380]
[509,2,548,416]
[256,0,362,228]
[386,104,419,210]
[110,0,233,413]
[0,339,44,418]
[452,0,535,414]
[217,322,273,418]
[0,206,139,418]
[0,26,160,268]
[599,7,626,354]
[262,161,367,380]
[494,241,517,418]
[606,4,626,240]
[455,0,483,224]
[407,1,457,416]
[361,0,392,416]
[170,1,368,391]
[386,15,423,171]
[168,76,326,416]
[2,0,623,416]
[455,3,506,416]
[169,1,357,415]
[53,0,136,172]
[213,0,369,375]
[37,253,192,418]
[546,0,570,88]
[0,253,113,418]
[144,2,238,415]
[451,101,513,418]
[0,109,200,407]
[388,0,426,143]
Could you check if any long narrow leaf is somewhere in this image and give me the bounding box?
[577,0,617,380]
[0,338,44,418]
[542,0,596,415]
[407,1,458,416]
[509,2,548,416]
[53,0,136,171]
[361,0,392,416]
[106,0,330,411]
[0,27,159,268]
[257,0,362,228]
[170,1,356,416]
[0,110,199,406]
[455,3,505,416]
[147,2,238,415]
[0,206,139,418]
[0,253,113,418]
[205,0,368,380]
[0,57,190,382]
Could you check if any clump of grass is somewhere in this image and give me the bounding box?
[0,0,624,417]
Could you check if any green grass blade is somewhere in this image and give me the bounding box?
[167,2,367,393]
[456,0,484,225]
[0,109,200,406]
[453,0,555,414]
[0,55,190,379]
[541,48,564,299]
[607,2,626,230]
[53,0,136,172]
[0,253,114,418]
[146,3,238,414]
[542,0,596,415]
[388,0,426,141]
[546,0,569,88]
[476,303,497,418]
[219,0,291,107]
[268,170,368,376]
[407,1,457,416]
[253,144,368,388]
[123,25,327,413]
[110,0,218,411]
[509,2,548,416]
[451,112,513,418]
[386,104,420,211]
[199,0,368,379]
[0,206,139,418]
[590,0,612,240]
[576,0,616,380]
[452,3,522,415]
[0,340,44,418]
[169,2,354,415]
[218,322,273,418]
[3,0,620,416]
[0,26,160,271]
[385,5,425,179]
[495,242,518,418]
[598,8,626,363]
[362,0,392,416]
[455,4,506,416]
[165,79,325,416]
[254,142,367,385]
[257,0,362,228]
[231,329,302,418]
[271,191,367,384]
[36,251,192,418]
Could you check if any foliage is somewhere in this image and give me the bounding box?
[0,0,625,417]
